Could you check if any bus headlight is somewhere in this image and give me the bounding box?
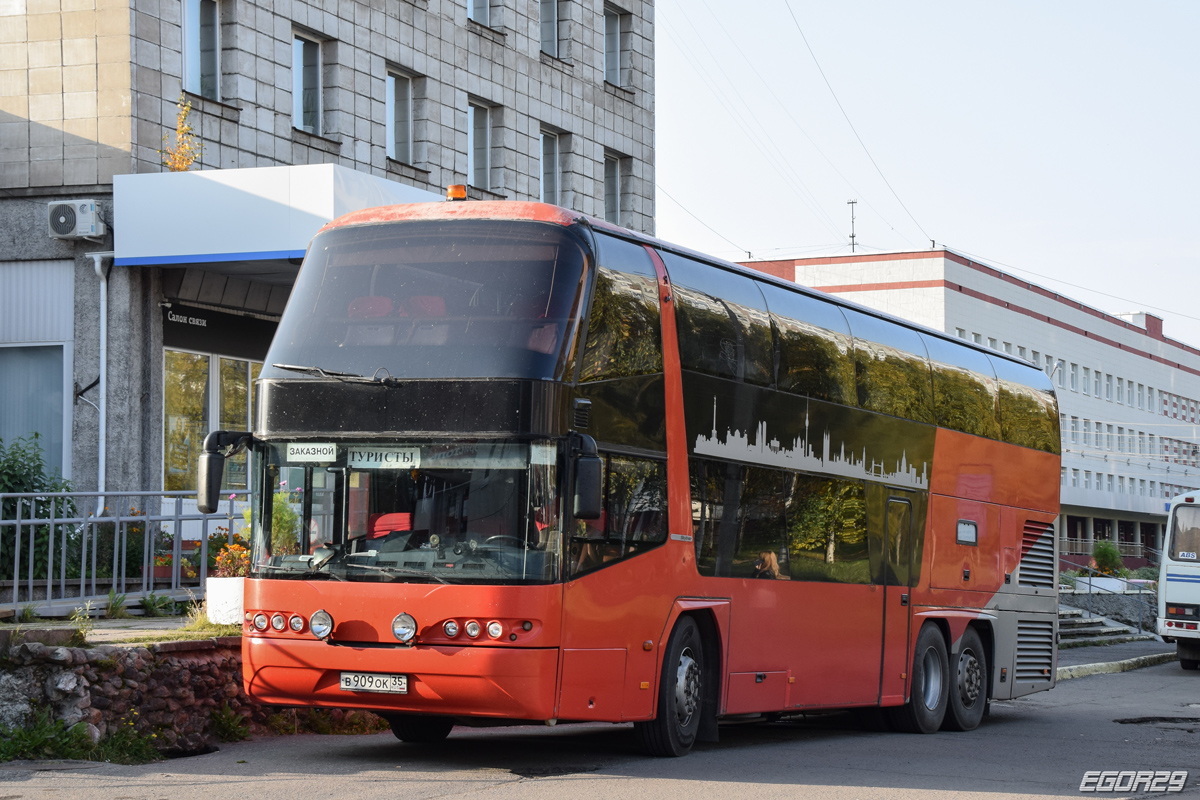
[486,621,503,639]
[271,614,286,631]
[443,620,459,637]
[253,613,268,631]
[392,612,418,644]
[465,620,481,638]
[310,609,334,640]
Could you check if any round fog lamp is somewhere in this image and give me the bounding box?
[310,609,334,640]
[443,620,459,638]
[271,614,286,631]
[289,615,304,632]
[486,621,503,639]
[465,620,481,638]
[253,613,268,631]
[392,612,418,644]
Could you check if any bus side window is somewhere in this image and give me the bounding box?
[785,475,869,584]
[841,308,935,424]
[921,333,1001,440]
[757,282,856,405]
[658,251,773,386]
[580,236,662,381]
[569,455,667,576]
[730,468,789,579]
[988,355,1061,455]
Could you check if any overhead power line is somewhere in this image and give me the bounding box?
[655,184,748,255]
[780,0,932,242]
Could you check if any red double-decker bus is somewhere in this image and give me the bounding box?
[198,199,1061,756]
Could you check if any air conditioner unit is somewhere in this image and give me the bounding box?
[48,200,106,240]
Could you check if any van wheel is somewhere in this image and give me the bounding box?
[887,623,949,734]
[386,714,454,743]
[635,616,703,757]
[942,627,987,731]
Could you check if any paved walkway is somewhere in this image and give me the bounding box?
[1057,637,1174,668]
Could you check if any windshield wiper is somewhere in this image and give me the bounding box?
[259,564,345,581]
[343,562,449,584]
[272,363,402,387]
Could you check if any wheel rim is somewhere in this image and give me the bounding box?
[674,646,701,726]
[920,646,944,710]
[957,647,982,708]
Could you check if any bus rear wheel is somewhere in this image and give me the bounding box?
[887,623,949,734]
[942,627,987,731]
[386,714,454,743]
[635,616,703,757]
[1181,659,1198,671]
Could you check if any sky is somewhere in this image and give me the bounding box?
[654,1,1200,345]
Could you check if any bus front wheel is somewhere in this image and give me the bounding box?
[635,616,704,757]
[386,714,454,743]
[887,623,949,734]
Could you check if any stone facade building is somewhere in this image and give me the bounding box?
[0,0,656,492]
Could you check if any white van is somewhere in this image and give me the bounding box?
[1158,494,1200,670]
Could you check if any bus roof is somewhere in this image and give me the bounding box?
[318,200,1049,382]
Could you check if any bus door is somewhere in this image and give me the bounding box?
[880,493,916,705]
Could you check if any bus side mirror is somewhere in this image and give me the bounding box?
[197,451,225,514]
[572,433,602,520]
[197,430,251,514]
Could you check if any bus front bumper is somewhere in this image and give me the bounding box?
[244,637,559,721]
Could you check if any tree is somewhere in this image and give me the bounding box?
[160,93,202,171]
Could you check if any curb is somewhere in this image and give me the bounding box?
[1057,652,1178,681]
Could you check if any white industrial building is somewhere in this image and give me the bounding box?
[747,249,1200,566]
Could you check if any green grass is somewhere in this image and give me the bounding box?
[101,627,241,645]
[0,709,162,765]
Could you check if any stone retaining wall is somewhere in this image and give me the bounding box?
[0,636,268,754]
[1060,590,1158,631]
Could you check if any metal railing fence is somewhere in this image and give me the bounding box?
[1059,537,1156,559]
[1,490,249,617]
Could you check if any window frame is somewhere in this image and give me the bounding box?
[540,128,560,204]
[184,0,220,101]
[603,153,620,224]
[467,0,490,27]
[603,7,621,85]
[540,0,558,57]
[292,33,322,135]
[467,101,491,189]
[0,342,72,479]
[385,70,414,164]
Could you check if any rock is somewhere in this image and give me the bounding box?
[91,695,112,710]
[46,647,73,665]
[84,722,101,744]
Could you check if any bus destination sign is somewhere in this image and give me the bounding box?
[347,447,421,469]
[286,443,337,463]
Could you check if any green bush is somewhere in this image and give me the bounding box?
[0,709,161,765]
[0,434,73,582]
[1091,540,1125,576]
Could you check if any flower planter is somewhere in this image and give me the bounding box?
[152,565,172,579]
[206,576,245,624]
[1076,576,1130,594]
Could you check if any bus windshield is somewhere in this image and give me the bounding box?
[248,440,562,584]
[1170,505,1200,562]
[260,220,591,382]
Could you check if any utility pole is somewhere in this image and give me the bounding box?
[847,199,857,253]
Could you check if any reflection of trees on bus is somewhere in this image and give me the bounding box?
[579,269,662,381]
[930,363,1001,439]
[855,346,935,424]
[775,320,855,404]
[998,385,1060,453]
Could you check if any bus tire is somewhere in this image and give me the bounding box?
[386,714,454,743]
[1181,659,1198,671]
[942,627,987,731]
[887,623,949,734]
[635,616,704,757]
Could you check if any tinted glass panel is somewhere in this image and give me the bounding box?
[758,282,855,405]
[262,220,589,382]
[580,236,661,381]
[731,468,789,579]
[988,355,1061,454]
[842,309,934,423]
[570,455,667,575]
[691,458,741,577]
[921,334,1001,439]
[1170,505,1200,562]
[660,252,773,385]
[785,475,868,584]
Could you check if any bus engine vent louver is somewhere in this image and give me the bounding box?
[1015,619,1055,682]
[1018,520,1056,588]
[572,398,591,429]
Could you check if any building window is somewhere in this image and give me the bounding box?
[1018,346,1026,359]
[1070,416,1079,444]
[184,0,219,100]
[1003,342,1012,354]
[1151,481,1157,497]
[1107,424,1114,450]
[1138,383,1144,409]
[1070,363,1078,391]
[1072,469,1080,488]
[603,6,626,85]
[386,72,412,164]
[540,0,558,56]
[1116,377,1124,404]
[164,350,262,491]
[1031,349,1040,363]
[973,333,983,345]
[955,327,966,339]
[1127,380,1134,406]
[0,345,67,477]
[1105,374,1113,401]
[293,34,321,135]
[467,102,490,189]
[987,337,998,350]
[1083,419,1091,445]
[1107,474,1114,492]
[603,154,620,224]
[1084,471,1091,490]
[1056,360,1065,388]
[468,0,489,26]
[1117,476,1125,493]
[1140,479,1147,496]
[540,129,560,204]
[1082,367,1090,395]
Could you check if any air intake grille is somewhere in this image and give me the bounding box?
[1019,520,1056,588]
[573,398,591,429]
[1015,619,1055,682]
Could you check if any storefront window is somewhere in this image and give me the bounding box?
[164,349,261,491]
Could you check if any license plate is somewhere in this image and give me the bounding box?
[339,671,408,694]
